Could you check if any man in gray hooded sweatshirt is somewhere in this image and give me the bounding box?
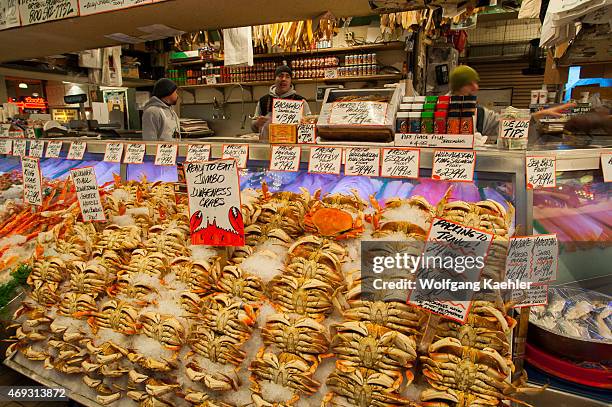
[142,78,180,141]
[251,65,311,132]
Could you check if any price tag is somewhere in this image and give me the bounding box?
[103,143,124,163]
[21,157,43,206]
[205,75,217,85]
[431,150,475,182]
[0,124,10,138]
[601,153,612,182]
[28,140,45,158]
[222,144,249,168]
[308,146,342,175]
[80,0,151,16]
[270,145,301,172]
[124,143,146,164]
[25,127,36,138]
[512,285,548,308]
[324,68,338,79]
[395,133,474,149]
[20,0,79,25]
[185,160,245,246]
[505,234,558,283]
[500,119,529,139]
[344,147,380,177]
[186,144,212,162]
[70,167,105,222]
[504,236,532,282]
[67,141,86,160]
[13,139,27,157]
[381,148,420,179]
[45,141,63,158]
[526,156,556,189]
[297,124,316,144]
[0,139,12,155]
[155,144,178,166]
[272,99,304,124]
[329,101,387,126]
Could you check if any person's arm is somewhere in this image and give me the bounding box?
[532,102,576,120]
[481,108,500,141]
[303,101,312,115]
[141,108,162,140]
[251,102,265,132]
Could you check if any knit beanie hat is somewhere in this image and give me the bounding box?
[449,66,480,92]
[275,65,293,78]
[153,78,178,98]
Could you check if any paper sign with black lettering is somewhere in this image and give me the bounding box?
[504,236,532,282]
[395,133,474,149]
[124,144,146,164]
[324,68,338,79]
[20,0,79,26]
[308,146,342,175]
[28,139,44,158]
[155,144,178,166]
[70,167,105,222]
[500,119,530,139]
[271,99,304,124]
[45,141,63,158]
[512,285,548,308]
[205,75,217,85]
[185,160,245,246]
[0,0,20,30]
[25,127,36,138]
[526,156,556,189]
[329,101,387,126]
[602,153,612,183]
[13,139,27,157]
[297,124,316,144]
[345,147,380,177]
[381,148,419,179]
[270,145,301,172]
[21,157,42,206]
[0,124,10,138]
[103,143,124,163]
[531,234,558,283]
[186,144,211,162]
[79,0,153,16]
[67,141,86,160]
[431,150,475,182]
[0,139,12,155]
[222,144,249,169]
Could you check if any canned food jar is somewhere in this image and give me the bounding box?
[423,103,436,111]
[425,96,438,103]
[414,96,426,103]
[460,111,474,134]
[447,112,461,134]
[434,111,447,134]
[436,103,449,111]
[421,112,435,134]
[449,103,463,113]
[438,95,451,103]
[462,102,477,113]
[411,104,424,113]
[408,112,421,133]
[451,96,464,103]
[399,103,412,111]
[396,112,411,133]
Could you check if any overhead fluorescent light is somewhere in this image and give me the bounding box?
[19,82,28,89]
[32,93,39,97]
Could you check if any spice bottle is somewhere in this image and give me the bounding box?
[434,111,447,134]
[447,112,461,134]
[408,112,421,133]
[460,111,474,134]
[421,112,434,134]
[425,95,438,103]
[396,112,411,133]
[423,103,436,111]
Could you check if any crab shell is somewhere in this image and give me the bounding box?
[303,202,365,240]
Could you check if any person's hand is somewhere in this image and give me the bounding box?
[254,116,268,130]
[533,102,576,119]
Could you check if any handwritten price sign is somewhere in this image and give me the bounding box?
[222,144,249,168]
[45,141,63,158]
[186,144,211,162]
[308,146,342,175]
[272,99,304,124]
[329,101,387,126]
[0,124,10,138]
[28,140,44,158]
[526,156,556,189]
[512,285,548,308]
[432,150,475,182]
[345,147,380,177]
[124,144,146,164]
[103,143,124,163]
[71,167,105,222]
[155,144,178,166]
[21,157,43,206]
[80,0,153,16]
[270,145,301,172]
[381,148,419,179]
[20,0,79,26]
[602,153,612,182]
[67,141,86,160]
[297,124,316,144]
[505,234,558,283]
[0,139,12,155]
[13,139,27,157]
[500,119,530,139]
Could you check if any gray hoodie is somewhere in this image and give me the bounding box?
[142,96,180,141]
[251,85,311,132]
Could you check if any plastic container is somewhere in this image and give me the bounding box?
[434,111,447,134]
[462,102,477,112]
[408,112,421,133]
[423,103,436,111]
[451,95,464,102]
[438,95,451,103]
[411,104,424,112]
[414,96,426,103]
[436,103,449,111]
[449,103,462,113]
[460,111,474,134]
[420,111,434,134]
[447,112,461,134]
[399,103,412,111]
[396,112,411,133]
[425,95,438,103]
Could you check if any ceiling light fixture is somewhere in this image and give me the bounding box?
[32,93,39,97]
[19,82,28,89]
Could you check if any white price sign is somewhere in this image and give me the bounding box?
[512,285,548,308]
[329,101,387,126]
[601,153,612,183]
[124,143,146,164]
[19,0,79,26]
[28,139,44,158]
[205,75,217,85]
[25,127,36,138]
[222,144,249,168]
[0,139,12,155]
[500,119,530,139]
[505,234,558,284]
[13,139,27,157]
[272,99,304,124]
[395,133,474,149]
[297,123,316,144]
[103,143,124,163]
[79,0,153,16]
[0,0,20,30]
[431,150,475,182]
[324,68,338,79]
[21,157,43,206]
[67,141,86,160]
[270,145,301,172]
[155,144,178,166]
[186,144,211,162]
[381,148,420,179]
[45,141,63,158]
[526,156,556,189]
[0,124,10,138]
[308,146,342,175]
[70,167,105,222]
[344,147,380,177]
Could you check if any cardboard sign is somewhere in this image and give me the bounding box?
[308,146,342,175]
[0,124,10,138]
[297,123,316,144]
[19,0,79,26]
[155,143,178,166]
[329,101,387,126]
[270,145,301,172]
[601,153,612,183]
[505,234,558,283]
[21,157,43,206]
[0,139,12,155]
[222,144,249,169]
[345,147,380,177]
[500,119,530,139]
[79,0,153,16]
[431,150,476,182]
[28,139,44,158]
[324,68,338,79]
[512,285,548,308]
[272,99,304,124]
[205,75,217,85]
[395,133,474,149]
[124,143,146,164]
[184,160,245,246]
[526,156,556,189]
[25,127,36,138]
[103,142,124,163]
[186,144,212,162]
[70,167,105,222]
[381,148,420,179]
[67,141,86,160]
[45,141,63,158]
[13,139,27,157]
